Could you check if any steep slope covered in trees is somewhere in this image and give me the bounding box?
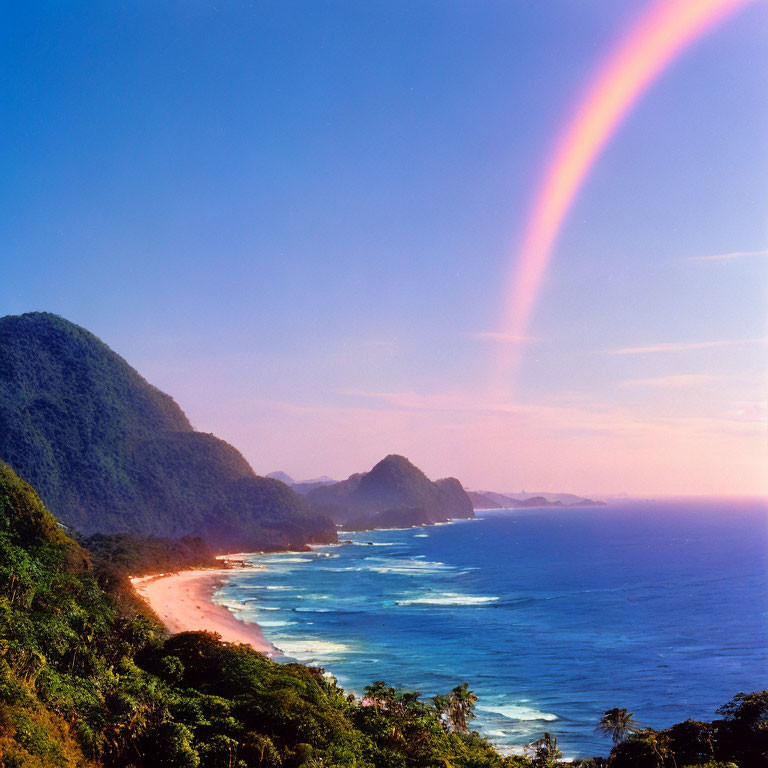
[0,313,334,551]
[307,455,474,529]
[1,458,765,767]
[0,461,512,768]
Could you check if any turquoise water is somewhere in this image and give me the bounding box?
[214,500,768,758]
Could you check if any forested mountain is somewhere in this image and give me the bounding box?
[0,460,511,768]
[0,313,334,551]
[306,454,474,529]
[1,460,765,767]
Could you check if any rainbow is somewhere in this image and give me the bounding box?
[497,0,752,388]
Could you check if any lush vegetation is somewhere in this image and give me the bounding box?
[0,312,335,552]
[0,460,514,767]
[307,455,474,529]
[1,461,765,767]
[79,533,217,577]
[578,698,768,768]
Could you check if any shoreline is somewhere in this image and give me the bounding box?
[128,520,476,663]
[131,566,278,657]
[130,527,550,758]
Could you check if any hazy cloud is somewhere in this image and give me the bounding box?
[603,338,768,355]
[620,374,715,388]
[330,388,767,440]
[690,248,768,262]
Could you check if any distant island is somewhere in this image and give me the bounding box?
[467,490,606,510]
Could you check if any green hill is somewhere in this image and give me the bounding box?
[2,460,766,767]
[306,454,474,529]
[0,460,514,768]
[0,312,334,552]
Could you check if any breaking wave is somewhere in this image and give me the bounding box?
[395,592,499,606]
[276,639,354,664]
[478,704,558,722]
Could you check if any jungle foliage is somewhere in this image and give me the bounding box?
[1,461,764,768]
[0,312,335,552]
[0,461,513,768]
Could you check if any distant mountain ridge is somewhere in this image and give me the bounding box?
[292,479,337,495]
[505,491,603,505]
[468,489,606,510]
[307,454,474,529]
[0,312,335,551]
[302,474,336,485]
[266,471,337,496]
[266,471,295,485]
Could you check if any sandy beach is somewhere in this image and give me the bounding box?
[131,568,277,656]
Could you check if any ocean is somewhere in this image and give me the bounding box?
[213,499,768,758]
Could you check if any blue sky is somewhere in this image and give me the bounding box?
[2,1,767,494]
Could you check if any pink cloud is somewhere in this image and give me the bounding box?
[620,374,716,388]
[603,338,768,355]
[691,248,768,262]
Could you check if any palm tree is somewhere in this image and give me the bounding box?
[364,681,396,710]
[597,707,640,744]
[433,683,478,733]
[529,732,563,768]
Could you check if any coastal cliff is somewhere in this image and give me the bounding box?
[0,459,514,767]
[0,312,335,551]
[307,454,474,529]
